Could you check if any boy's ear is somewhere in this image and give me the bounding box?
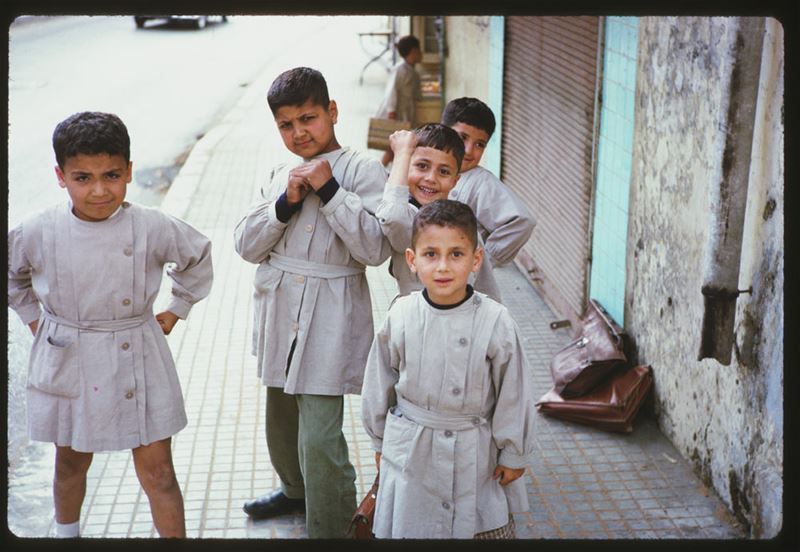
[472,246,484,273]
[125,161,134,184]
[55,166,66,188]
[328,100,338,124]
[405,248,417,273]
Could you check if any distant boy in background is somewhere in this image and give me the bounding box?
[375,35,423,166]
[442,97,535,302]
[361,199,536,539]
[234,67,391,538]
[7,111,213,538]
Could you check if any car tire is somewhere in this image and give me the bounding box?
[194,16,207,29]
[134,17,147,28]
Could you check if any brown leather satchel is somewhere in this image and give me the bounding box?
[550,299,627,398]
[345,474,379,539]
[536,365,653,433]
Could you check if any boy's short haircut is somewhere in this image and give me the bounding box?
[267,66,330,115]
[441,97,497,139]
[411,199,479,250]
[395,35,421,58]
[414,123,466,170]
[52,111,130,169]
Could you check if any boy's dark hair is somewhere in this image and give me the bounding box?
[411,199,478,250]
[52,111,130,169]
[414,123,466,170]
[396,35,421,58]
[441,97,496,138]
[267,67,330,115]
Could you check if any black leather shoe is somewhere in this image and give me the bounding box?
[243,490,305,519]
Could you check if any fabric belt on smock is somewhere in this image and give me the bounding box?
[42,310,151,332]
[268,252,365,279]
[396,395,488,431]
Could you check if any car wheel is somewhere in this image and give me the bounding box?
[134,17,147,28]
[194,16,207,29]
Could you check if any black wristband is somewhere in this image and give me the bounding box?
[275,192,303,223]
[315,177,340,205]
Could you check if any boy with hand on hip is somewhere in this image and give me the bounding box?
[442,97,536,302]
[375,35,423,166]
[361,199,536,539]
[7,111,213,538]
[233,67,391,538]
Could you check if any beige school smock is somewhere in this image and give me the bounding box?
[7,201,213,453]
[448,166,536,300]
[361,291,536,538]
[233,147,392,396]
[375,185,503,302]
[375,60,422,123]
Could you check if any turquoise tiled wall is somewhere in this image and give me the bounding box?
[484,16,505,176]
[589,16,639,326]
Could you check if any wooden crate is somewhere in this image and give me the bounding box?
[367,118,412,150]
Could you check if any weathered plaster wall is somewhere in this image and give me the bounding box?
[627,16,783,537]
[443,17,491,103]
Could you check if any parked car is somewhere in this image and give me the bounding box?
[134,15,228,29]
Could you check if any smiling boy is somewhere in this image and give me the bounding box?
[361,199,536,539]
[233,67,391,537]
[7,111,213,538]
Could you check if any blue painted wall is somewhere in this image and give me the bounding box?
[589,16,639,326]
[484,16,505,176]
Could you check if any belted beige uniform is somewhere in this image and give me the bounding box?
[7,201,213,452]
[233,147,391,537]
[361,291,537,538]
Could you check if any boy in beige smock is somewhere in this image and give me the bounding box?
[442,97,536,303]
[233,67,392,537]
[362,199,536,539]
[7,111,213,538]
[375,34,423,166]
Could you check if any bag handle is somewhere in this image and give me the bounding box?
[588,299,623,348]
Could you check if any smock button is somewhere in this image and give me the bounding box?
[291,322,299,332]
[122,298,131,306]
[296,275,305,284]
[444,430,453,437]
[123,247,133,256]
[442,502,450,510]
[459,337,467,345]
[305,224,313,232]
[124,391,134,400]
[452,388,461,396]
[121,342,130,351]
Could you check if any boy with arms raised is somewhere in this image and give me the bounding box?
[7,111,213,538]
[361,199,536,539]
[234,67,391,538]
[443,97,535,302]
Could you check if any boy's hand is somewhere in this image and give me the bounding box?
[156,311,180,335]
[289,159,333,192]
[389,130,417,155]
[28,320,39,336]
[493,465,525,486]
[286,173,311,205]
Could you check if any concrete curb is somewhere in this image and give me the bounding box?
[159,69,271,219]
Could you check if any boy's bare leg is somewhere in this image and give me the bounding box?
[132,438,185,538]
[54,446,94,524]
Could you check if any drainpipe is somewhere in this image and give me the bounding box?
[698,17,765,365]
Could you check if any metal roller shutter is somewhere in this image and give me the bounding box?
[503,16,600,327]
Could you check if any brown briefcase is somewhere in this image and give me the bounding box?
[345,474,379,539]
[536,365,653,433]
[367,118,412,150]
[550,299,627,398]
